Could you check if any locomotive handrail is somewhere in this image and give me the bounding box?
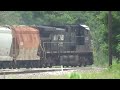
[42,42,47,59]
[42,42,76,59]
[43,42,75,43]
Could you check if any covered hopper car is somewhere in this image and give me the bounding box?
[0,24,93,68]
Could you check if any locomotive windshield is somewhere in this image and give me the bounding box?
[75,27,85,45]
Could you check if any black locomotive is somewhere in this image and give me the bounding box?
[36,24,93,67]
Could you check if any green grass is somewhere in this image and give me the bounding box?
[80,71,120,79]
[67,63,120,79]
[68,72,81,79]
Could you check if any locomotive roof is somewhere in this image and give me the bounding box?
[67,24,90,31]
[48,24,90,31]
[36,25,65,31]
[80,24,90,30]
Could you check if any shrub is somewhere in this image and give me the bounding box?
[69,72,81,79]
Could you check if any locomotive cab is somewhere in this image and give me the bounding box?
[74,24,92,52]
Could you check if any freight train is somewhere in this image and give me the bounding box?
[0,24,93,69]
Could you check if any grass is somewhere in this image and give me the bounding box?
[68,72,81,79]
[80,71,120,79]
[67,63,120,79]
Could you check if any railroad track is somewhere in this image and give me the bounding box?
[0,67,74,75]
[0,66,106,75]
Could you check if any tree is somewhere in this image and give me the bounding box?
[108,11,112,66]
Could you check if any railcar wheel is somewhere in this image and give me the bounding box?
[13,65,16,69]
[82,57,87,67]
[30,62,33,68]
[0,62,2,69]
[49,64,52,68]
[2,64,6,69]
[38,62,42,68]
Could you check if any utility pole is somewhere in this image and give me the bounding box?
[108,11,112,66]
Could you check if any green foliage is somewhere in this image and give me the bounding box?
[107,63,120,73]
[80,63,120,79]
[93,50,108,67]
[116,43,120,52]
[0,11,24,25]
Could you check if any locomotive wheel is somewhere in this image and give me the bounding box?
[66,65,69,67]
[39,65,42,68]
[78,63,82,67]
[84,57,88,67]
[83,62,87,67]
[82,58,87,67]
[17,65,21,69]
[71,65,77,67]
[49,64,52,68]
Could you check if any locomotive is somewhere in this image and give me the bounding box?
[0,24,93,68]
